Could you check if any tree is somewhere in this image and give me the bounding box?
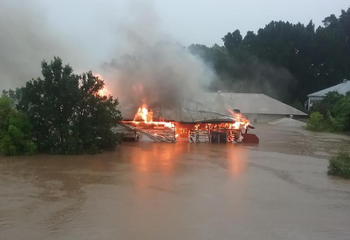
[222,30,242,53]
[0,95,36,156]
[189,7,350,105]
[17,57,122,154]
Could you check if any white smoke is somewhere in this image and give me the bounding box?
[0,0,217,116]
[101,0,215,117]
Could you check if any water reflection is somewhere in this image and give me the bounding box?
[0,143,248,238]
[122,143,248,177]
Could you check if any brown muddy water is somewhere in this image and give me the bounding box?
[1,124,350,240]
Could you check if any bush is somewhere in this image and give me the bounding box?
[305,112,325,131]
[87,144,101,155]
[328,148,350,179]
[305,111,344,132]
[0,96,37,156]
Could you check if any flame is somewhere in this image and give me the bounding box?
[228,109,250,130]
[131,102,174,129]
[98,87,110,96]
[133,102,154,123]
[93,72,111,97]
[122,103,252,142]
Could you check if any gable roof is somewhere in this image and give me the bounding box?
[196,92,307,116]
[308,80,350,98]
[120,92,307,122]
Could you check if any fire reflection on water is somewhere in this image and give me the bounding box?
[125,143,247,177]
[227,146,248,177]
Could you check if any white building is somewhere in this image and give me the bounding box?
[307,79,350,111]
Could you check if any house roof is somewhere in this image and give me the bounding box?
[308,80,350,98]
[120,92,306,122]
[195,92,307,116]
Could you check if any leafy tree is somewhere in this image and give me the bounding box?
[0,95,36,156]
[17,57,122,154]
[222,30,242,53]
[190,7,350,105]
[333,95,350,131]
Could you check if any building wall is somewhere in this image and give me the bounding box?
[244,114,286,123]
[307,96,323,111]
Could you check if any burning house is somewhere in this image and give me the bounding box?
[116,98,258,144]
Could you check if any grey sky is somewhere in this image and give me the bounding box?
[39,0,349,63]
[1,0,349,89]
[40,0,350,45]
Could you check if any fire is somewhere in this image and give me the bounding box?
[121,102,252,143]
[130,102,174,129]
[93,72,111,97]
[228,109,251,130]
[98,87,110,96]
[133,103,153,123]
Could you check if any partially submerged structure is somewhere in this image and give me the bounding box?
[307,79,350,111]
[116,92,305,143]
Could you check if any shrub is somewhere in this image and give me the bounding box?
[305,112,325,131]
[0,96,37,156]
[328,148,350,179]
[305,111,344,132]
[87,144,101,155]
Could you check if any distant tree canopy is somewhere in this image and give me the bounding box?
[1,57,122,155]
[188,7,350,104]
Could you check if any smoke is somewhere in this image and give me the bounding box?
[209,57,297,103]
[101,0,215,116]
[0,0,216,116]
[0,0,99,91]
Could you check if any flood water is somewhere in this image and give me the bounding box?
[1,124,350,240]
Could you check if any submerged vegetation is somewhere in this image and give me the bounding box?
[328,148,350,179]
[1,57,122,156]
[0,95,37,155]
[305,92,350,132]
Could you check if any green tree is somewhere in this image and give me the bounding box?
[193,7,350,105]
[0,95,36,156]
[222,30,242,53]
[17,57,122,154]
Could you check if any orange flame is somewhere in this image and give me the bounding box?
[228,109,250,130]
[133,102,154,123]
[131,102,174,129]
[93,72,111,97]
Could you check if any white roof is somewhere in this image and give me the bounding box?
[120,92,307,122]
[197,92,307,116]
[308,80,350,97]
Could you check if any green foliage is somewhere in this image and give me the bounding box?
[188,7,350,104]
[0,96,37,156]
[333,95,350,131]
[305,111,344,132]
[308,91,350,132]
[305,112,326,131]
[87,144,101,155]
[312,91,344,116]
[328,148,350,179]
[16,57,122,155]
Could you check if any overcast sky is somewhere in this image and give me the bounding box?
[38,0,350,63]
[1,0,349,89]
[40,0,350,46]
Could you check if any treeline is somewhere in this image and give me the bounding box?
[1,57,122,156]
[188,7,350,105]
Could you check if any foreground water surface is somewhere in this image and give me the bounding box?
[1,125,350,240]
